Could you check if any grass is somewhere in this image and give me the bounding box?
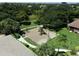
[29,14,39,21]
[11,33,20,39]
[21,25,37,31]
[47,28,79,50]
[20,22,37,29]
[20,14,39,30]
[20,19,38,31]
[24,37,38,46]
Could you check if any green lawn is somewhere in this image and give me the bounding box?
[47,28,79,50]
[20,15,38,30]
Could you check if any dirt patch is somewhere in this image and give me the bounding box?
[25,28,56,45]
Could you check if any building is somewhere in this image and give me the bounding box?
[0,35,36,56]
[68,19,79,33]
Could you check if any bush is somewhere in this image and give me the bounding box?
[13,33,20,39]
[34,43,55,56]
[21,21,31,25]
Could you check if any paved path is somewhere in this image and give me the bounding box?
[17,36,37,48]
[55,48,71,52]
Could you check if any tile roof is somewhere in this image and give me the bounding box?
[68,19,79,29]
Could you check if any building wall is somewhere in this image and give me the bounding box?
[73,29,79,33]
[70,27,79,33]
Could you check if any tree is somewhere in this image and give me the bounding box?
[15,9,31,25]
[36,3,74,31]
[0,18,20,35]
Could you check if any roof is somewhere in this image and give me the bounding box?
[68,19,79,29]
[0,35,36,56]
